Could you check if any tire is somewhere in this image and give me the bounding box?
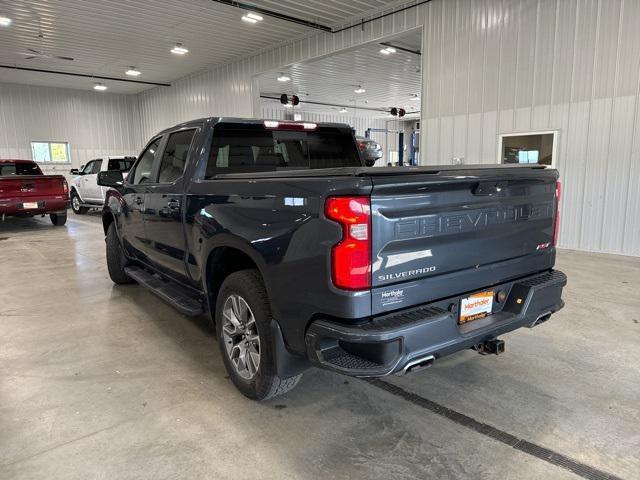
[106,222,134,285]
[216,270,302,401]
[50,212,67,226]
[70,191,89,214]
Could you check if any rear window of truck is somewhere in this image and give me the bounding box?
[205,125,361,178]
[0,162,42,176]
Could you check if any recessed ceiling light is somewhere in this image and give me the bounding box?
[125,67,141,77]
[242,14,260,23]
[277,73,291,82]
[339,107,348,113]
[171,43,188,55]
[0,16,11,27]
[246,12,263,21]
[93,83,107,91]
[354,86,366,94]
[380,46,396,55]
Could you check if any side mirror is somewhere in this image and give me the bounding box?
[69,168,79,175]
[97,170,124,188]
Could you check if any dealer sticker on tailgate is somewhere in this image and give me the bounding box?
[459,290,494,324]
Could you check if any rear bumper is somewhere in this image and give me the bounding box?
[305,270,567,377]
[0,196,69,216]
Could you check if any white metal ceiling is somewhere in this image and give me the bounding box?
[0,0,403,93]
[258,29,422,118]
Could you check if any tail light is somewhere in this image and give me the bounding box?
[263,120,317,130]
[358,141,366,151]
[62,178,69,196]
[553,181,561,246]
[325,196,371,290]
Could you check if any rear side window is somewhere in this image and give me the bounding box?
[205,125,361,178]
[0,162,43,176]
[107,157,135,172]
[157,129,196,183]
[131,138,161,185]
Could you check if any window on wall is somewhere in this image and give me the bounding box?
[499,132,557,167]
[30,141,71,163]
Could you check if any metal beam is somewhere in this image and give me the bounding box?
[0,65,172,87]
[209,0,332,32]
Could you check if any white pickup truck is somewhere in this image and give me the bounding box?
[69,156,135,214]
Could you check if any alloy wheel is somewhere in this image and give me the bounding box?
[221,294,261,380]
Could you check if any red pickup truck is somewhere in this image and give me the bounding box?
[0,159,69,226]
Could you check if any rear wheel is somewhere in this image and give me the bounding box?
[106,222,133,284]
[50,212,67,226]
[216,270,302,400]
[70,191,88,214]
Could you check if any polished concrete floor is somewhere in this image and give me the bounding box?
[1,213,638,480]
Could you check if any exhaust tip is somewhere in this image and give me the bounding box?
[402,355,435,374]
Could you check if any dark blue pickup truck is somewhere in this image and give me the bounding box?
[98,117,566,400]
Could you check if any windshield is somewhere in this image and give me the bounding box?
[205,125,361,178]
[0,162,42,176]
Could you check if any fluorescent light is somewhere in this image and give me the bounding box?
[354,86,366,94]
[171,43,188,55]
[242,15,258,23]
[277,73,291,82]
[339,107,348,113]
[93,83,107,91]
[0,16,11,27]
[410,94,420,101]
[125,67,141,77]
[380,48,391,55]
[246,12,263,21]
[283,103,293,108]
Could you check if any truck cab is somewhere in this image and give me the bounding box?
[69,156,135,214]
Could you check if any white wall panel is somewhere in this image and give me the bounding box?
[0,83,141,180]
[421,0,640,256]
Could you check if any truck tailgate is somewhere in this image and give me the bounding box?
[370,167,559,314]
[0,175,67,197]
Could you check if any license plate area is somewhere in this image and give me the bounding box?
[459,290,494,324]
[22,202,39,209]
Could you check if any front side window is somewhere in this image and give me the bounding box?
[31,141,70,163]
[82,161,95,174]
[91,160,103,174]
[205,125,361,179]
[131,138,161,185]
[157,129,196,183]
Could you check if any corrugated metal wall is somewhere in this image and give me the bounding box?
[0,83,141,178]
[422,0,640,256]
[0,0,637,256]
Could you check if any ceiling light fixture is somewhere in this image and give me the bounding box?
[93,83,107,91]
[380,46,397,55]
[0,16,11,27]
[125,67,141,77]
[171,43,189,55]
[339,107,348,113]
[354,86,366,94]
[246,12,263,21]
[277,73,291,82]
[242,12,263,24]
[410,94,420,101]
